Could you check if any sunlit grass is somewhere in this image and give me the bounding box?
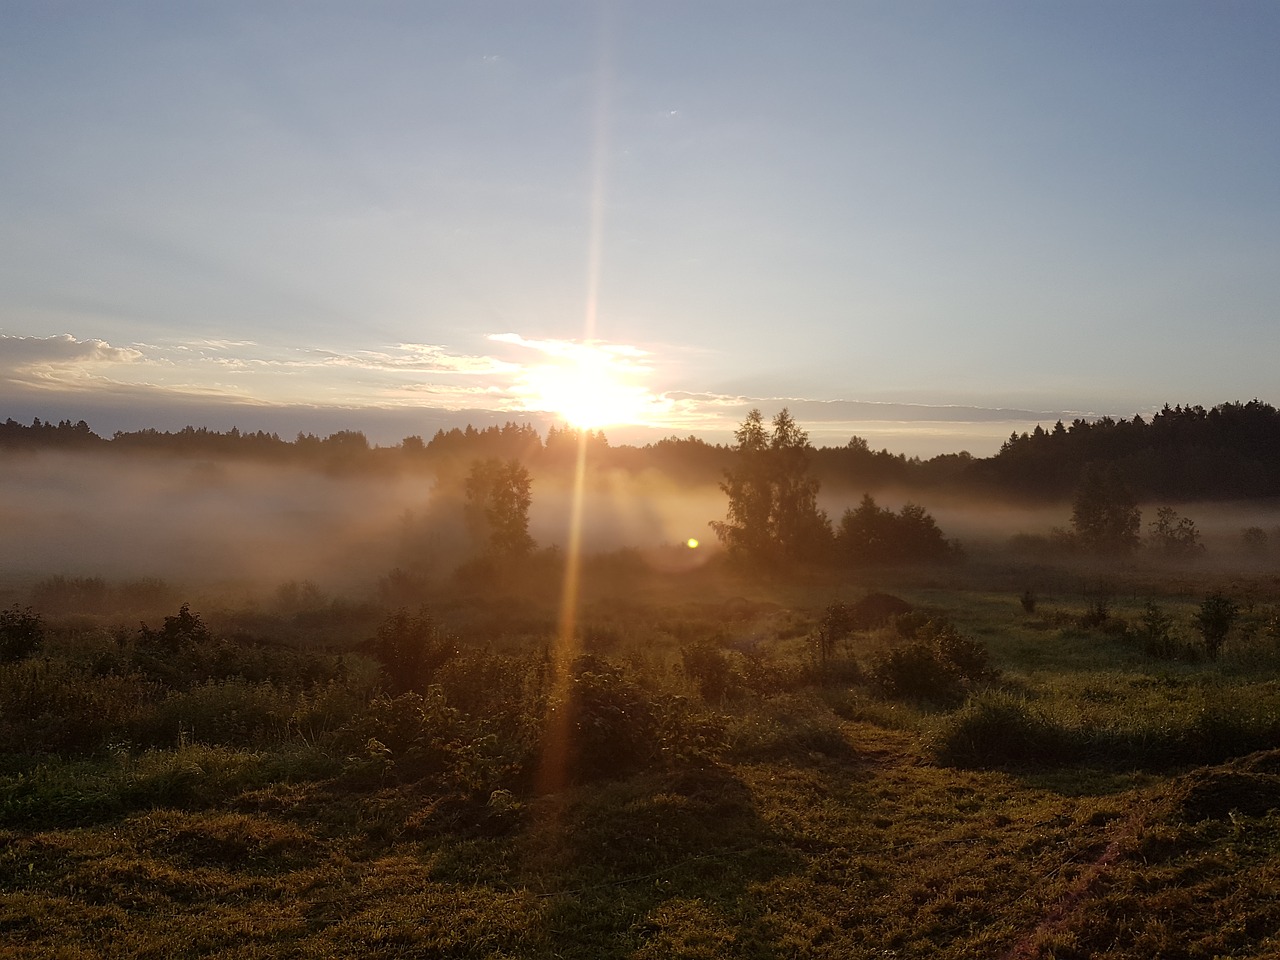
[5,563,1280,957]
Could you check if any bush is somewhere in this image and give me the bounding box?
[0,605,43,662]
[870,619,992,706]
[545,658,658,783]
[1078,596,1111,629]
[933,692,1069,767]
[137,603,210,654]
[342,689,486,788]
[1195,592,1239,661]
[369,609,457,694]
[0,659,159,754]
[1136,601,1198,661]
[681,640,735,702]
[1147,506,1204,558]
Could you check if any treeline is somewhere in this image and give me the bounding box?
[977,400,1280,500]
[6,399,1280,501]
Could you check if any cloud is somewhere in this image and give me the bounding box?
[488,333,650,365]
[0,333,143,371]
[0,334,152,396]
[0,331,1099,456]
[310,343,519,375]
[661,392,1076,424]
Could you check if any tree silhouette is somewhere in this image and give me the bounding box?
[710,408,830,564]
[1147,506,1203,558]
[837,495,953,564]
[1070,464,1141,555]
[464,458,535,561]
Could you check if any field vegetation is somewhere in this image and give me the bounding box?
[3,406,1280,957]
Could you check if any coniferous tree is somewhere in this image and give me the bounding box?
[711,408,830,564]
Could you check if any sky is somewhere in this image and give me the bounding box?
[3,1,1280,457]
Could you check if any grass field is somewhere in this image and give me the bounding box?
[3,555,1280,958]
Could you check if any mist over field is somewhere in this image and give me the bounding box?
[7,446,1280,602]
[0,451,728,590]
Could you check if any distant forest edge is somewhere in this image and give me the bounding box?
[5,399,1280,502]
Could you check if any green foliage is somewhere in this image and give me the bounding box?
[812,600,856,671]
[546,657,660,782]
[0,605,43,662]
[369,608,457,695]
[932,692,1068,767]
[1070,464,1141,554]
[341,689,489,788]
[870,619,992,705]
[1137,601,1184,660]
[937,682,1280,770]
[710,408,831,565]
[837,495,955,564]
[1194,592,1239,661]
[1078,595,1112,629]
[0,658,158,754]
[136,603,210,654]
[9,563,1280,959]
[1147,506,1204,558]
[463,457,535,561]
[680,639,735,702]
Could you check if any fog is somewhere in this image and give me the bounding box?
[5,451,1279,603]
[0,451,726,594]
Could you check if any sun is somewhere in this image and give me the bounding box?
[511,340,668,430]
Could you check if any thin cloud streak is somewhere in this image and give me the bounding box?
[0,333,1107,455]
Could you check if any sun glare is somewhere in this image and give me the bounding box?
[510,340,667,430]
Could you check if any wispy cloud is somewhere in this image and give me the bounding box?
[311,344,519,375]
[0,333,143,370]
[0,332,1098,455]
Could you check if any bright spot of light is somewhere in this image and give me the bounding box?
[492,333,673,430]
[686,538,699,549]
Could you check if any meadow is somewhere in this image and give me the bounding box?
[3,541,1280,959]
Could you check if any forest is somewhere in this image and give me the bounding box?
[3,400,1280,958]
[8,398,1280,501]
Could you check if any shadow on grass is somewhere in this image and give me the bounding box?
[504,765,801,960]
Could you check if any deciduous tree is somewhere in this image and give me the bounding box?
[464,459,535,561]
[1070,464,1141,555]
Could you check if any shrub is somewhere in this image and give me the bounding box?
[812,600,858,672]
[0,605,43,662]
[1078,595,1111,629]
[138,680,300,748]
[1141,601,1187,660]
[1019,589,1037,614]
[369,609,457,695]
[871,641,965,705]
[0,659,160,754]
[681,639,735,702]
[848,592,912,629]
[870,619,992,706]
[1195,592,1239,661]
[538,655,721,786]
[341,689,490,788]
[933,692,1069,767]
[137,603,210,654]
[545,658,658,783]
[1147,506,1204,558]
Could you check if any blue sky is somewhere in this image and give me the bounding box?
[3,1,1279,455]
